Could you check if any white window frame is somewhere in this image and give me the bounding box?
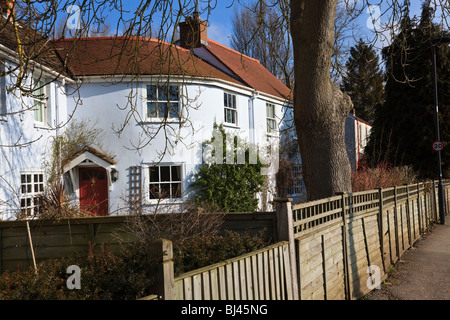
[20,169,45,217]
[288,164,303,196]
[144,84,181,121]
[266,102,277,134]
[146,163,183,202]
[224,92,237,125]
[33,78,48,124]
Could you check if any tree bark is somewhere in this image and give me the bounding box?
[290,0,353,200]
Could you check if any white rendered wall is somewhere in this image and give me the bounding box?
[0,60,68,219]
[66,78,285,214]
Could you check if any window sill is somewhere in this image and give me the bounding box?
[222,122,240,129]
[266,132,280,138]
[140,118,185,125]
[144,198,184,206]
[34,122,52,130]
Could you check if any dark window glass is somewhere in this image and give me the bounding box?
[160,166,170,182]
[150,167,159,183]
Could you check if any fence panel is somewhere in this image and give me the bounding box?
[173,241,293,300]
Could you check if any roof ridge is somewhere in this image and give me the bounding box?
[206,38,261,64]
[51,36,180,48]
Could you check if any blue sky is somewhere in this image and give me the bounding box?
[72,0,426,50]
[191,0,424,50]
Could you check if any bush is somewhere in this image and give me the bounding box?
[0,212,267,299]
[0,244,156,300]
[190,123,265,212]
[352,161,418,192]
[173,230,266,275]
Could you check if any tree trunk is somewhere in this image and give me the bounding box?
[290,0,353,201]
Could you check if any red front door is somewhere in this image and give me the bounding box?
[79,167,108,216]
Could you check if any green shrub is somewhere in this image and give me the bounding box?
[0,230,267,299]
[0,245,156,300]
[191,123,266,212]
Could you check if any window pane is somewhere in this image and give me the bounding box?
[149,184,160,199]
[171,183,181,198]
[225,109,231,123]
[158,85,168,100]
[158,103,168,118]
[169,103,179,119]
[169,85,179,100]
[266,104,274,118]
[147,85,157,100]
[34,101,45,122]
[224,92,227,107]
[149,167,159,182]
[232,95,236,108]
[159,183,170,198]
[160,166,170,182]
[171,166,181,181]
[27,174,31,183]
[147,102,157,117]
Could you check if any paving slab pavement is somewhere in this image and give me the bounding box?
[365,223,450,300]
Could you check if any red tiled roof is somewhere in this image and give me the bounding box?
[0,17,69,77]
[203,39,292,101]
[51,37,242,86]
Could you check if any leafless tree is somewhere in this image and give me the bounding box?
[2,0,450,202]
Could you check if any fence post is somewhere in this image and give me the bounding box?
[432,180,438,222]
[274,198,299,300]
[148,239,175,300]
[393,186,400,261]
[417,183,422,235]
[337,192,351,300]
[404,184,412,248]
[377,188,386,273]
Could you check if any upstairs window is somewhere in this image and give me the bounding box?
[149,165,182,200]
[146,84,180,119]
[266,103,277,134]
[224,92,237,125]
[33,78,47,124]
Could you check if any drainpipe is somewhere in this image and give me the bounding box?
[249,90,258,144]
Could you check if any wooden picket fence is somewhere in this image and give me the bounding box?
[142,180,449,300]
[173,241,294,300]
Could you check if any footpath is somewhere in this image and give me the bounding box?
[365,222,450,300]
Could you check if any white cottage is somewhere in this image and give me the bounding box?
[0,13,292,219]
[0,10,371,219]
[0,15,71,219]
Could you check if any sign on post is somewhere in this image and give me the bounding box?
[432,141,444,152]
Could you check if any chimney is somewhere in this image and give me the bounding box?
[179,12,208,49]
[1,0,15,20]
